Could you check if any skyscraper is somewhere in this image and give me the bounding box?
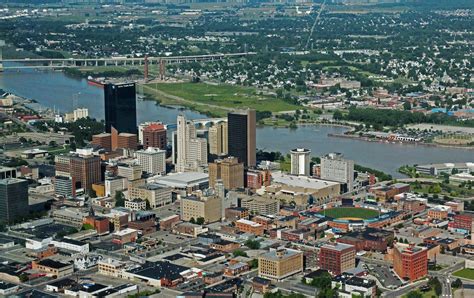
[175,115,208,172]
[104,83,137,134]
[209,122,228,156]
[0,178,29,223]
[227,109,256,168]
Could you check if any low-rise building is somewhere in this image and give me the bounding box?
[32,259,74,278]
[128,184,172,209]
[258,248,303,281]
[235,219,264,236]
[112,228,138,245]
[98,258,126,278]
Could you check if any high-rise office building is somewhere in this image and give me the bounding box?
[55,148,101,191]
[0,178,29,223]
[208,157,244,190]
[175,115,208,172]
[227,109,256,168]
[136,147,166,175]
[142,123,167,150]
[290,148,311,176]
[209,122,228,156]
[104,83,137,134]
[320,152,354,191]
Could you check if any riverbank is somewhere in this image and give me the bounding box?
[329,132,474,150]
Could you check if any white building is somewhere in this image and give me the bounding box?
[51,238,90,254]
[136,147,166,175]
[105,176,128,197]
[125,198,147,211]
[290,148,311,176]
[320,152,354,191]
[175,115,208,172]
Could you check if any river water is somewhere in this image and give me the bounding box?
[0,67,472,177]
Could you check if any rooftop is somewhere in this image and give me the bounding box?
[272,172,339,190]
[127,261,189,281]
[236,219,262,228]
[261,248,301,261]
[321,242,355,252]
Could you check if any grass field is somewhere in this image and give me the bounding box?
[453,268,474,280]
[318,207,380,219]
[143,82,299,116]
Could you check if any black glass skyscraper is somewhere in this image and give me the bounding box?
[104,83,137,134]
[227,109,256,168]
[0,178,29,224]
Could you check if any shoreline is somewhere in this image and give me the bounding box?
[328,133,474,150]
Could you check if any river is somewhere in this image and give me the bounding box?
[0,67,472,178]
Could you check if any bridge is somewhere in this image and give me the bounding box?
[165,117,227,130]
[0,52,256,70]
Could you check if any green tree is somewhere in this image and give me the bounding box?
[115,190,125,207]
[82,223,94,230]
[196,217,205,225]
[232,249,248,257]
[406,291,422,298]
[189,217,196,224]
[333,110,343,121]
[245,239,261,249]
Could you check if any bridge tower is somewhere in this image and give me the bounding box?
[0,40,5,72]
[159,59,166,81]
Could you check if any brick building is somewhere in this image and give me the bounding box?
[319,242,356,276]
[393,243,427,282]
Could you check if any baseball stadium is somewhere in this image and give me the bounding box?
[314,206,403,232]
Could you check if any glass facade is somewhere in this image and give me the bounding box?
[104,83,137,134]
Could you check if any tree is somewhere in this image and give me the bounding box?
[82,223,94,230]
[333,110,343,121]
[428,277,442,296]
[249,259,258,268]
[403,101,412,110]
[233,249,248,257]
[451,278,462,289]
[115,191,125,207]
[189,217,196,224]
[196,217,205,225]
[245,239,261,249]
[406,291,422,298]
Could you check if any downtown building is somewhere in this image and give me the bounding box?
[319,242,356,276]
[320,152,354,192]
[208,157,244,190]
[227,109,256,168]
[208,122,228,157]
[55,148,101,192]
[392,243,428,282]
[104,82,137,134]
[258,248,303,281]
[135,147,166,176]
[142,123,167,150]
[175,115,208,172]
[0,178,29,223]
[290,148,311,176]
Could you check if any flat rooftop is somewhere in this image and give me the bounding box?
[272,172,339,190]
[153,172,209,186]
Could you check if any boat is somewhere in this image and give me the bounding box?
[87,76,104,88]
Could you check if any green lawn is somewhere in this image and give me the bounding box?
[144,82,299,114]
[453,268,474,280]
[403,289,437,298]
[318,207,380,219]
